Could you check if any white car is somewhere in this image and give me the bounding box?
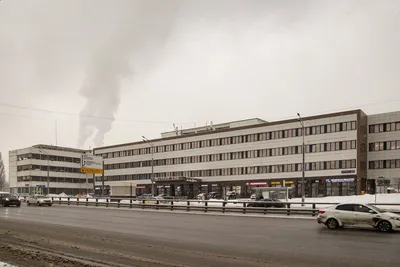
[317,203,400,232]
[26,195,53,207]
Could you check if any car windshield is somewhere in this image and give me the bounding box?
[366,204,384,213]
[34,195,46,199]
[1,194,12,198]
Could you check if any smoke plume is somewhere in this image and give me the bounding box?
[77,1,180,148]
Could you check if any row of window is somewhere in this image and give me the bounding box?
[369,122,400,133]
[98,159,357,182]
[17,165,82,174]
[17,154,81,164]
[17,176,93,183]
[99,121,357,159]
[104,141,357,170]
[369,159,400,169]
[369,141,400,151]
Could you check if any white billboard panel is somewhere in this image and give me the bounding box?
[80,155,103,174]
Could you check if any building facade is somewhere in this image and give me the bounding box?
[367,111,400,191]
[94,110,369,198]
[9,145,93,196]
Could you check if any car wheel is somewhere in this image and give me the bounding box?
[27,201,30,206]
[48,204,52,207]
[2,202,7,207]
[16,204,21,207]
[37,202,41,207]
[377,220,392,233]
[326,218,339,230]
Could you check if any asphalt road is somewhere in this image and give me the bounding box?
[0,205,399,267]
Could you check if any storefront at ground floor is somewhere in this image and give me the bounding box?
[135,175,365,198]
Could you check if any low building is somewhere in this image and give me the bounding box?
[9,145,93,196]
[367,111,400,192]
[94,110,369,198]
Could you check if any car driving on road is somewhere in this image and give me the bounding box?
[0,192,21,207]
[247,198,286,208]
[317,203,400,232]
[26,195,53,207]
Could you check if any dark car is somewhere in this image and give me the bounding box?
[247,198,286,208]
[0,193,21,207]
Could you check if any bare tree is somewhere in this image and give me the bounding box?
[0,152,6,191]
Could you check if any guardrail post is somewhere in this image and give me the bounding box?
[287,203,291,216]
[67,197,70,205]
[204,201,208,213]
[243,202,246,214]
[95,198,98,207]
[170,201,174,211]
[118,200,120,208]
[59,197,61,205]
[156,200,159,210]
[130,198,132,209]
[106,198,109,207]
[142,200,145,209]
[187,201,190,212]
[222,201,226,213]
[77,198,79,206]
[86,198,88,206]
[312,203,316,216]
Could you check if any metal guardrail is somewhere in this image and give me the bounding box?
[51,197,400,216]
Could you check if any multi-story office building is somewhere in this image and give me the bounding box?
[367,111,400,191]
[94,109,369,198]
[9,145,93,196]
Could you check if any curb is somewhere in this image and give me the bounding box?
[53,204,315,220]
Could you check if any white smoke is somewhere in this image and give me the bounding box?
[77,1,180,148]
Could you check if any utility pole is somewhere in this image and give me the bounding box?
[297,113,305,206]
[142,136,155,196]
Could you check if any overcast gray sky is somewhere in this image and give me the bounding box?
[1,0,400,176]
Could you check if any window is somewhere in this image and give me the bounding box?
[351,140,356,149]
[351,121,356,130]
[336,204,355,211]
[354,205,372,213]
[369,125,375,133]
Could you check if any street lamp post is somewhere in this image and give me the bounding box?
[39,149,50,196]
[142,136,155,196]
[297,113,305,206]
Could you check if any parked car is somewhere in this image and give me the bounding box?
[317,203,400,232]
[247,198,286,208]
[0,193,21,207]
[26,195,53,207]
[207,192,221,199]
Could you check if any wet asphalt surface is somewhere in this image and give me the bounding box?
[0,205,399,267]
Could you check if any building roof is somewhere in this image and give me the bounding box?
[32,144,89,154]
[161,118,267,138]
[94,109,361,152]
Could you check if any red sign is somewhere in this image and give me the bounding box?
[246,182,268,186]
[136,186,145,189]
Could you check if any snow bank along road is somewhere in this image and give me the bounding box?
[0,206,398,267]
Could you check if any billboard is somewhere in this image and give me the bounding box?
[80,154,103,174]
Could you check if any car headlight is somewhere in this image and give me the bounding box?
[5,198,9,201]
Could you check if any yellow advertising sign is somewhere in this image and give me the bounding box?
[80,168,103,174]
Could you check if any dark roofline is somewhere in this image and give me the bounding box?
[94,109,361,152]
[32,144,89,153]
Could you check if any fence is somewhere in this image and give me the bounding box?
[50,197,400,216]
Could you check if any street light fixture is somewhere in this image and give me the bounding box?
[38,149,50,196]
[297,113,305,206]
[142,136,155,196]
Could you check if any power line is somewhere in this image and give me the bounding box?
[0,102,191,125]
